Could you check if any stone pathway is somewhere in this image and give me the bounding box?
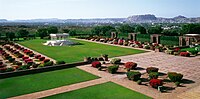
[9,78,109,99]
[8,40,200,99]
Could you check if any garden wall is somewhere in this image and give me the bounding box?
[0,61,88,79]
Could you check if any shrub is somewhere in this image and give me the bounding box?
[56,61,66,64]
[0,62,3,65]
[175,81,180,87]
[108,65,119,74]
[168,72,183,82]
[179,52,190,57]
[189,50,198,55]
[98,57,104,61]
[6,67,14,72]
[149,79,163,88]
[8,57,15,62]
[110,58,121,64]
[149,72,159,79]
[5,56,12,60]
[0,67,7,73]
[35,55,41,59]
[124,62,137,69]
[27,61,33,66]
[137,80,142,85]
[126,71,141,81]
[18,65,30,70]
[91,61,101,68]
[146,67,159,74]
[29,53,35,57]
[22,56,29,60]
[44,61,54,66]
[43,59,50,63]
[39,57,45,61]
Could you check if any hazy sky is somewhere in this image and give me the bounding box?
[0,0,199,20]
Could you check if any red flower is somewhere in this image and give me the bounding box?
[125,62,137,69]
[91,61,101,68]
[149,79,163,88]
[180,52,190,57]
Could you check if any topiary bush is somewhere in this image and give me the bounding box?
[91,61,101,68]
[126,71,141,81]
[108,65,119,74]
[168,72,183,82]
[149,72,159,79]
[43,59,50,63]
[149,79,163,88]
[110,58,121,64]
[146,67,159,74]
[6,67,14,72]
[56,61,66,64]
[179,52,190,57]
[44,61,54,66]
[124,62,137,70]
[18,65,30,70]
[39,57,45,61]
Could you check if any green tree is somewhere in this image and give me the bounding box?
[91,26,102,36]
[181,24,200,35]
[135,25,147,34]
[17,29,29,38]
[47,26,58,34]
[148,26,163,34]
[62,28,70,33]
[69,29,77,36]
[37,28,48,39]
[117,24,135,33]
[162,29,180,36]
[6,32,15,41]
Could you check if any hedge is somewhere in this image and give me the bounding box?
[136,34,150,42]
[160,36,179,46]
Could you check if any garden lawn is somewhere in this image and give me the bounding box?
[43,82,152,99]
[0,68,99,99]
[18,39,146,63]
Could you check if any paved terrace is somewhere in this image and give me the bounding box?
[8,39,200,99]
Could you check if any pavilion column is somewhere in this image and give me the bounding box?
[179,36,183,46]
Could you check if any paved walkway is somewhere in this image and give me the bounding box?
[8,40,200,99]
[9,78,109,99]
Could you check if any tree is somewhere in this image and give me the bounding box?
[181,24,200,35]
[17,29,29,38]
[6,32,15,41]
[37,28,48,39]
[135,25,147,34]
[91,26,102,36]
[117,24,135,33]
[100,26,115,36]
[148,26,163,34]
[162,29,180,36]
[69,29,77,36]
[62,28,70,33]
[47,26,58,34]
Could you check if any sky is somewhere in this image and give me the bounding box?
[0,0,200,20]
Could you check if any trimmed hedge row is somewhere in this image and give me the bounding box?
[0,61,88,79]
[136,34,150,42]
[160,36,179,46]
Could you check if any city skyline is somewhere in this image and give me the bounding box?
[0,0,200,20]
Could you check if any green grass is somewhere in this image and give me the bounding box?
[0,68,99,99]
[43,82,152,99]
[18,39,146,63]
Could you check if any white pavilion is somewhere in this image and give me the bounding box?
[44,33,75,46]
